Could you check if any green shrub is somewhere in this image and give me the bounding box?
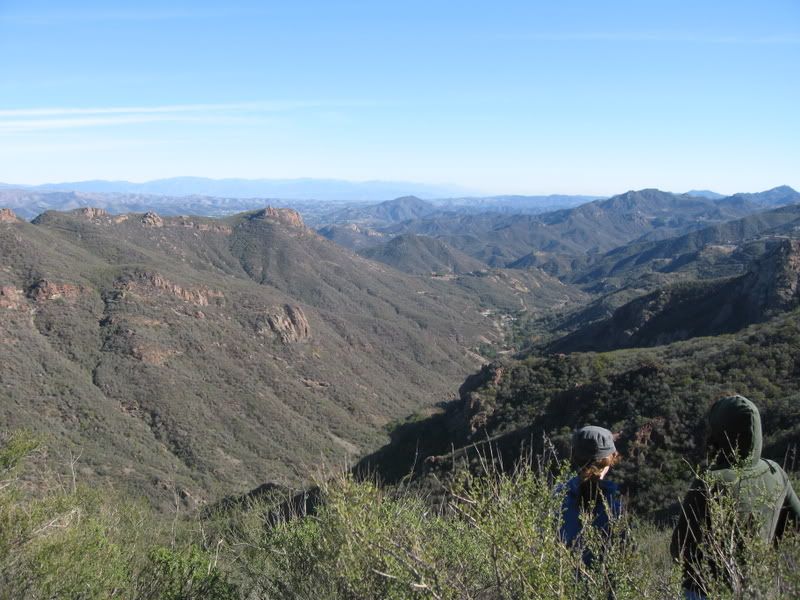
[135,545,238,600]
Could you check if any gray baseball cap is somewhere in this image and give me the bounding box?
[571,426,617,468]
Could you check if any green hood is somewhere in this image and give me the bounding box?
[708,394,763,467]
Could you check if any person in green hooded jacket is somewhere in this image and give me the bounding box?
[671,394,800,599]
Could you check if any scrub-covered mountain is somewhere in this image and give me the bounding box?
[571,201,800,291]
[550,240,800,353]
[379,187,799,270]
[2,205,583,508]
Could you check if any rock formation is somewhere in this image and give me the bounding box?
[141,212,164,228]
[74,207,110,220]
[0,208,20,223]
[741,238,800,315]
[264,305,311,343]
[27,279,83,302]
[116,272,223,306]
[256,207,306,229]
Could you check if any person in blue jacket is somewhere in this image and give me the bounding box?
[559,425,623,565]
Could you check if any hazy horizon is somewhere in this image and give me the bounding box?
[1,1,798,195]
[2,175,796,201]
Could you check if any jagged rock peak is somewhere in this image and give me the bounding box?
[141,211,164,227]
[255,206,305,228]
[0,208,20,223]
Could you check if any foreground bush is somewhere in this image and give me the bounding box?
[215,468,683,599]
[0,433,797,598]
[0,431,235,599]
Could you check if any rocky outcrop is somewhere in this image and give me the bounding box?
[450,362,505,436]
[73,207,109,220]
[262,305,311,343]
[0,208,20,223]
[741,239,800,314]
[254,207,306,229]
[141,212,164,228]
[28,279,83,302]
[344,223,384,237]
[117,272,223,306]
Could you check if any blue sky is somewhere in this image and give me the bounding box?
[0,0,797,195]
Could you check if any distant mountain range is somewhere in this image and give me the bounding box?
[0,181,604,223]
[341,187,800,270]
[0,177,475,201]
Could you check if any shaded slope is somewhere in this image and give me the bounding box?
[572,202,800,289]
[316,223,388,251]
[550,240,800,353]
[355,310,800,515]
[358,233,486,275]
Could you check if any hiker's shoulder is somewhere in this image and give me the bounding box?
[599,479,620,494]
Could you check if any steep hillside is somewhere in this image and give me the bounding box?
[2,206,564,507]
[550,240,800,353]
[358,234,486,275]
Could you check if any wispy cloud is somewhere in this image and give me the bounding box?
[0,101,341,132]
[496,32,800,45]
